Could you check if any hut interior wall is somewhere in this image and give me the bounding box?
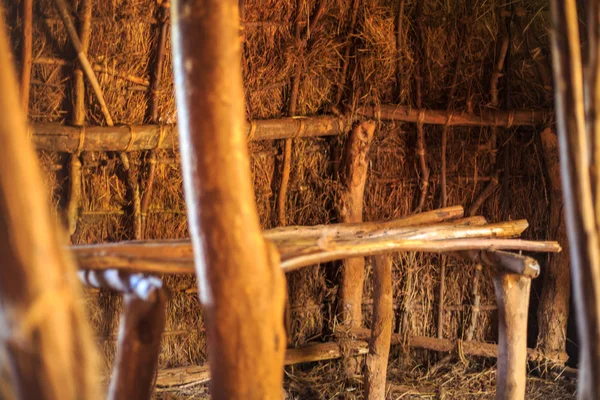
[4,0,555,380]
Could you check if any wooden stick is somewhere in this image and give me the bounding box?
[394,0,405,101]
[351,327,567,363]
[106,281,166,400]
[469,4,511,218]
[412,1,428,214]
[364,255,393,399]
[277,1,326,226]
[33,57,150,86]
[156,332,568,390]
[141,3,170,238]
[586,0,600,225]
[55,0,141,240]
[358,105,549,127]
[30,118,346,152]
[79,269,167,400]
[54,0,114,126]
[277,219,529,254]
[338,121,375,328]
[465,263,483,341]
[277,0,302,227]
[549,0,600,397]
[28,104,554,152]
[281,238,559,272]
[537,128,571,355]
[334,0,360,105]
[66,0,92,237]
[0,10,99,398]
[20,0,33,114]
[72,237,559,276]
[454,249,540,278]
[265,206,464,240]
[493,272,531,400]
[171,0,286,397]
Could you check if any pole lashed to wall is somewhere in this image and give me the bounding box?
[170,0,286,398]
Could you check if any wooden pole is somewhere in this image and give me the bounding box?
[170,0,286,397]
[338,121,375,328]
[66,0,92,237]
[364,255,393,399]
[536,128,571,358]
[357,105,549,127]
[156,331,568,391]
[141,1,170,238]
[549,0,600,398]
[26,106,553,153]
[0,9,99,399]
[54,0,113,126]
[493,272,531,400]
[71,222,560,275]
[20,0,33,114]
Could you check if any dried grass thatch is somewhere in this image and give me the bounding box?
[4,0,563,396]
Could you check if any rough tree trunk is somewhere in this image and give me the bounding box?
[338,121,376,327]
[549,0,600,398]
[364,255,393,399]
[537,128,571,359]
[170,0,286,398]
[0,9,99,400]
[493,273,531,400]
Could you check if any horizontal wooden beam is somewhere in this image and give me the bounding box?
[31,106,552,153]
[357,105,551,127]
[155,332,567,390]
[71,232,559,276]
[31,116,346,152]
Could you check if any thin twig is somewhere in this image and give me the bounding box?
[395,0,406,101]
[141,2,170,238]
[413,1,429,214]
[54,0,114,126]
[333,0,360,106]
[278,1,326,226]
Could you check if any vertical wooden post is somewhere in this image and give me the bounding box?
[536,128,571,358]
[549,0,600,398]
[364,255,393,400]
[107,290,167,400]
[493,272,531,400]
[170,0,286,398]
[0,9,99,399]
[338,121,375,328]
[67,0,92,237]
[141,1,170,238]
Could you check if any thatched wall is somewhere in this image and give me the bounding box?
[5,0,554,390]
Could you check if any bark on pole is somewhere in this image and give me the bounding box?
[107,291,167,400]
[536,128,571,358]
[364,255,393,400]
[0,10,99,400]
[493,272,531,400]
[170,0,286,398]
[338,121,375,327]
[549,0,600,398]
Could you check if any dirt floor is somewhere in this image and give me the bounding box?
[154,362,577,399]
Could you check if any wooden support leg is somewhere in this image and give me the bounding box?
[364,255,393,399]
[107,288,167,400]
[338,121,375,327]
[493,271,531,400]
[170,0,286,397]
[0,9,99,398]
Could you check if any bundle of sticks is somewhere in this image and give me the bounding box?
[71,205,559,275]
